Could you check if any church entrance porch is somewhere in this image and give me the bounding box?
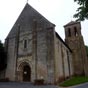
[23,65,31,82]
[17,62,31,82]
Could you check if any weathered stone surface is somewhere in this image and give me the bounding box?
[4,3,73,84]
[64,21,88,76]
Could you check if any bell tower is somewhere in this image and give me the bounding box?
[64,21,88,76]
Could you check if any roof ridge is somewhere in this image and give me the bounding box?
[64,21,80,27]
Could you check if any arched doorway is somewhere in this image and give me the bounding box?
[23,65,31,82]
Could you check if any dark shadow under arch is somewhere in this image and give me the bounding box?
[23,65,31,82]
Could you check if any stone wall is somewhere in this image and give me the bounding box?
[5,37,17,81]
[37,28,48,83]
[64,21,88,76]
[0,70,5,79]
[54,33,73,83]
[46,28,55,84]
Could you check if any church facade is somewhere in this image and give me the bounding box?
[2,3,88,84]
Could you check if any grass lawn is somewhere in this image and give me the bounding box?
[59,76,88,87]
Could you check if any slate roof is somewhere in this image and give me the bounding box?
[55,32,72,52]
[64,21,80,27]
[7,3,55,38]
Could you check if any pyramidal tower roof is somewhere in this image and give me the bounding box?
[64,21,80,27]
[7,3,55,38]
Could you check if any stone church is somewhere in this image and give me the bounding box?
[1,3,88,84]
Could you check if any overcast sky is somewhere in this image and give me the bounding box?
[0,0,88,45]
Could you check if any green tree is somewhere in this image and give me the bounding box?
[74,0,88,21]
[0,40,7,71]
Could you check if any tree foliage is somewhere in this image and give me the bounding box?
[0,41,7,71]
[74,0,88,21]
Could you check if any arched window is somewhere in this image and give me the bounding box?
[24,40,27,49]
[74,27,78,36]
[68,28,71,37]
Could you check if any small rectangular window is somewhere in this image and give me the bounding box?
[74,27,78,36]
[68,28,71,37]
[24,40,27,49]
